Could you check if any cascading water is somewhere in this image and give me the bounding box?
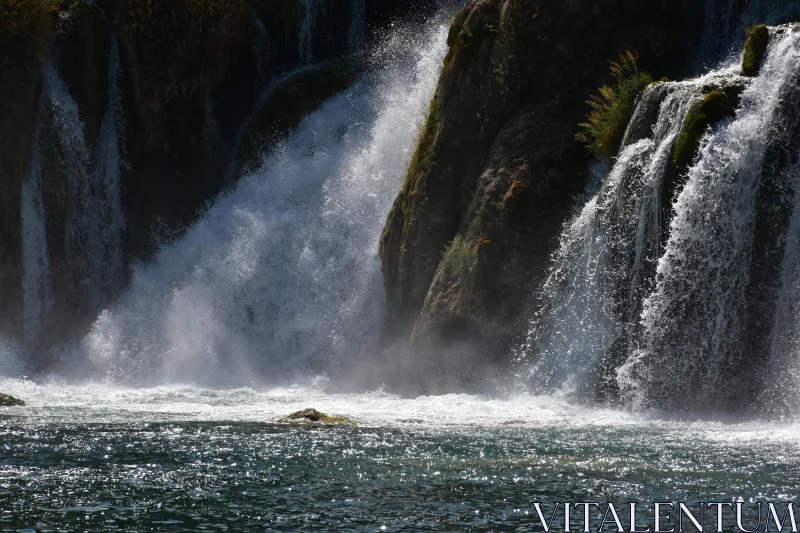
[82,18,450,388]
[20,32,126,347]
[743,0,800,27]
[39,61,98,311]
[696,0,800,72]
[90,33,126,307]
[20,124,52,347]
[523,26,800,413]
[349,0,367,54]
[620,28,800,412]
[520,77,723,400]
[298,0,324,65]
[697,0,743,69]
[251,14,271,91]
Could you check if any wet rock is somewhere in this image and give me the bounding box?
[278,408,356,425]
[0,393,25,407]
[742,24,768,77]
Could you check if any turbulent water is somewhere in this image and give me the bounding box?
[522,27,800,414]
[74,18,449,388]
[2,381,800,532]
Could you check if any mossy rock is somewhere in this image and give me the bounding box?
[278,408,356,426]
[237,59,361,172]
[742,25,769,77]
[402,98,441,194]
[672,90,738,170]
[0,393,25,407]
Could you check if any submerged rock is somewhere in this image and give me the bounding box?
[278,408,356,425]
[0,393,25,407]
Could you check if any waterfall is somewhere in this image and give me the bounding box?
[20,125,52,347]
[620,28,800,411]
[20,33,126,343]
[83,18,450,387]
[742,0,800,27]
[520,79,711,399]
[202,79,222,153]
[298,0,324,65]
[39,61,98,311]
[251,14,271,91]
[696,0,800,72]
[349,0,366,54]
[523,26,800,412]
[696,0,741,69]
[91,33,126,307]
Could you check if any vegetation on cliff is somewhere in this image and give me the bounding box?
[576,51,652,158]
[405,99,442,191]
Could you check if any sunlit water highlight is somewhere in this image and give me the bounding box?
[1,380,799,532]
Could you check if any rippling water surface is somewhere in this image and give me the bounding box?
[1,381,798,532]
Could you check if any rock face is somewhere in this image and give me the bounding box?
[379,0,714,392]
[0,393,25,407]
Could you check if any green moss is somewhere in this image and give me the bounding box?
[672,90,737,170]
[441,235,477,279]
[742,24,769,77]
[576,51,653,158]
[402,99,441,195]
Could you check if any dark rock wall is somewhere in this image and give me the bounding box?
[379,0,719,392]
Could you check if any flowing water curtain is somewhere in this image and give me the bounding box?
[92,32,126,307]
[251,14,271,91]
[298,0,325,65]
[619,29,800,412]
[349,0,366,54]
[83,19,451,387]
[520,81,702,400]
[39,62,97,313]
[757,30,800,415]
[696,0,743,70]
[20,123,52,348]
[20,33,126,348]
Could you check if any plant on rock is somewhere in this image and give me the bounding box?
[575,50,652,158]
